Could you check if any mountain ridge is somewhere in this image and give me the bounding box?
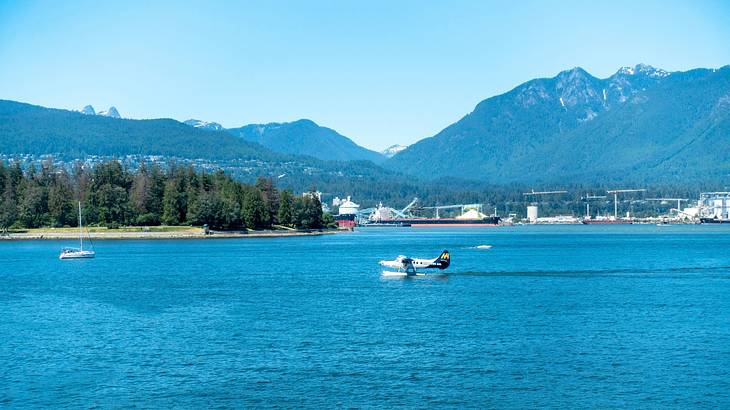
[226,119,386,163]
[387,64,730,184]
[0,99,278,161]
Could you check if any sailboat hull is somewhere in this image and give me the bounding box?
[59,250,95,259]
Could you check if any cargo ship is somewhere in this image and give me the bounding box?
[582,216,632,225]
[362,215,501,227]
[392,215,501,227]
[335,213,357,228]
[699,217,730,224]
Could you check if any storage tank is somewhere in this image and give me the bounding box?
[338,196,360,215]
[527,205,538,223]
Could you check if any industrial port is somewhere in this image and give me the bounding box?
[331,191,730,228]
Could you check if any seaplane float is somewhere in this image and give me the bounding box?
[379,250,450,277]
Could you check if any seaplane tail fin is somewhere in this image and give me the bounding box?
[436,250,450,269]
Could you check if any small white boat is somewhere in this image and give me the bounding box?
[60,248,95,259]
[59,202,95,260]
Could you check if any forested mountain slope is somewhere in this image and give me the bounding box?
[388,65,730,184]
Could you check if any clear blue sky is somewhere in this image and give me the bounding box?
[1,0,729,150]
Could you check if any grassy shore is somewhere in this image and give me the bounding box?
[0,225,345,240]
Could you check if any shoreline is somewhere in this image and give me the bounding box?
[0,228,347,241]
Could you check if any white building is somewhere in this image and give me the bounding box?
[697,192,730,219]
[338,196,360,215]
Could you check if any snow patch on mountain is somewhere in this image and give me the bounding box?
[381,144,408,158]
[183,119,224,131]
[617,64,670,78]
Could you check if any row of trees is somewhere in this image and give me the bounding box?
[0,160,332,230]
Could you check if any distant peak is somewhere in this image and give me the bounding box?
[99,106,121,118]
[183,119,224,131]
[568,66,587,73]
[616,64,670,78]
[557,67,588,77]
[249,119,318,129]
[292,118,318,127]
[381,144,408,158]
[554,67,597,86]
[80,105,96,115]
[617,66,636,75]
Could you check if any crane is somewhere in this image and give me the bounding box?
[606,189,646,219]
[522,190,569,197]
[522,190,568,205]
[359,197,420,221]
[581,194,607,218]
[646,198,689,214]
[522,190,567,222]
[393,197,419,218]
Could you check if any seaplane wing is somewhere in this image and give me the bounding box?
[379,250,450,275]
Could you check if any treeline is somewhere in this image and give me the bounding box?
[0,160,332,230]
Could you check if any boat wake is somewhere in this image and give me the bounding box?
[455,265,730,278]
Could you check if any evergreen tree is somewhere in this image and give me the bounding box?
[72,161,90,203]
[188,189,222,228]
[162,178,185,225]
[92,184,130,226]
[255,176,279,225]
[147,163,167,217]
[47,170,75,227]
[277,189,294,227]
[131,161,150,215]
[87,161,132,226]
[18,183,47,228]
[242,188,269,230]
[292,191,323,229]
[0,178,17,231]
[322,212,337,229]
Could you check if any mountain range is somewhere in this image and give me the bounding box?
[226,119,385,163]
[0,99,414,203]
[2,63,729,190]
[0,100,275,161]
[181,117,384,163]
[386,64,730,184]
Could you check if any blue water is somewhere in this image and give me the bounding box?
[2,225,730,408]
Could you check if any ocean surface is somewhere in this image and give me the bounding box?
[2,225,730,408]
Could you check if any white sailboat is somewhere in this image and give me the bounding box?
[59,202,95,259]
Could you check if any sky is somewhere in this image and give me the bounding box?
[1,1,729,150]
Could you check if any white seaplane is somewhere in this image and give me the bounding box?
[379,250,450,276]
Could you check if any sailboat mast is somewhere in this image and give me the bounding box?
[78,201,83,251]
